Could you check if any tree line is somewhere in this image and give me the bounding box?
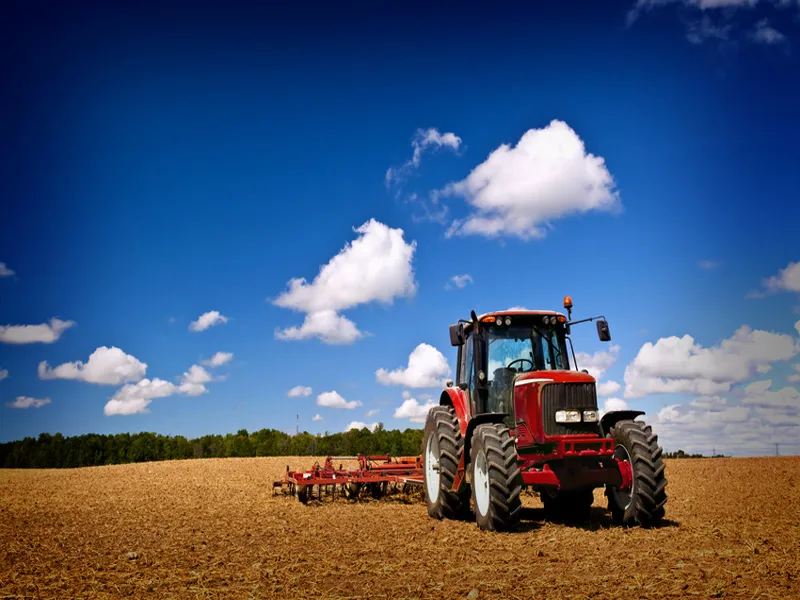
[0,424,425,469]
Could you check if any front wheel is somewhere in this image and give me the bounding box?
[470,423,523,531]
[422,406,470,519]
[606,419,668,527]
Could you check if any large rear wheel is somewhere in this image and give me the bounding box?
[422,406,470,519]
[470,423,523,531]
[606,419,668,526]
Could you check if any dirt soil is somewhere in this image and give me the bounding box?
[2,456,799,599]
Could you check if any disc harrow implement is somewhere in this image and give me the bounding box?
[273,455,424,503]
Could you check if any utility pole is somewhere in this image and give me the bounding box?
[296,414,299,436]
[776,443,780,457]
[712,447,715,458]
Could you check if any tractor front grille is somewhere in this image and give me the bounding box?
[541,382,599,437]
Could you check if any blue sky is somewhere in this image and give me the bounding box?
[2,0,799,455]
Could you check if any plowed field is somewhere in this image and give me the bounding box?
[2,456,799,599]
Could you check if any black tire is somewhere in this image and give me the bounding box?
[297,485,309,504]
[541,488,594,522]
[469,423,523,532]
[606,420,668,527]
[422,406,470,519]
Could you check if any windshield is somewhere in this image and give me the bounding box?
[486,324,569,374]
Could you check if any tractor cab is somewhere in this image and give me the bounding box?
[448,297,611,431]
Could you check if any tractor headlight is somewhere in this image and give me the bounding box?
[582,410,598,422]
[504,316,511,326]
[555,410,581,423]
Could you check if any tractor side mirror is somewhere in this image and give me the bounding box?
[596,319,611,342]
[449,323,464,346]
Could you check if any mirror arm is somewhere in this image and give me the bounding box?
[565,314,606,327]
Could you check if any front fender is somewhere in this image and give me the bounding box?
[440,387,469,437]
[600,410,645,437]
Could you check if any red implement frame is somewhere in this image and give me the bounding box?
[273,455,424,502]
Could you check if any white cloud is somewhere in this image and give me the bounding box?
[685,14,733,44]
[38,346,147,385]
[0,368,7,381]
[275,310,363,344]
[386,128,462,187]
[202,351,233,367]
[365,408,380,418]
[317,391,362,410]
[288,385,313,398]
[506,306,530,311]
[0,318,75,344]
[741,379,800,409]
[376,343,451,388]
[104,378,179,416]
[596,380,622,397]
[0,262,14,277]
[178,364,212,396]
[440,120,619,240]
[312,413,323,422]
[750,18,786,44]
[575,345,621,380]
[345,421,379,432]
[624,325,799,398]
[752,260,800,297]
[7,396,51,409]
[272,219,417,344]
[189,310,229,332]
[445,274,473,290]
[788,364,800,384]
[393,395,437,423]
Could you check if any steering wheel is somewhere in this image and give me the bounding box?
[506,358,533,372]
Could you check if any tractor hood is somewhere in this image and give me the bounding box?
[512,370,596,387]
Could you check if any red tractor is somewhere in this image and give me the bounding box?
[422,298,667,531]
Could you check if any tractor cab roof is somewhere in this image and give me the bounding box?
[461,309,567,334]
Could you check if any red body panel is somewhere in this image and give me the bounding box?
[441,387,470,437]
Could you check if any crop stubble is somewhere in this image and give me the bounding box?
[1,456,799,599]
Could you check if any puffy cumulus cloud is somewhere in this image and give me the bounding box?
[38,346,147,385]
[741,379,800,410]
[312,413,323,422]
[788,364,800,384]
[0,318,75,344]
[0,368,7,381]
[345,421,380,432]
[440,120,619,240]
[445,274,473,290]
[202,351,233,367]
[7,396,51,409]
[275,310,363,345]
[641,378,800,455]
[575,345,621,381]
[104,362,223,415]
[288,385,313,398]
[376,343,451,388]
[317,391,362,410]
[751,260,800,297]
[386,128,462,188]
[393,394,437,423]
[178,364,212,396]
[623,325,799,398]
[365,408,380,418]
[104,378,179,416]
[272,219,417,344]
[596,380,622,397]
[0,262,14,277]
[189,310,229,332]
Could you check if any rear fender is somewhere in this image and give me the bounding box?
[440,388,469,437]
[599,410,645,437]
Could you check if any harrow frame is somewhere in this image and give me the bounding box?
[273,455,424,503]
